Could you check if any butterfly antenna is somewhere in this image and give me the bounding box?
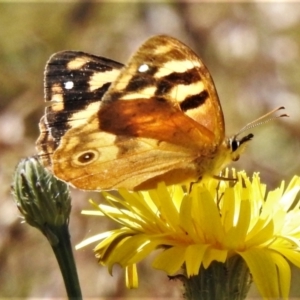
[235,106,288,137]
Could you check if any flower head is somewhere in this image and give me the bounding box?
[12,157,82,298]
[77,169,300,298]
[12,156,71,244]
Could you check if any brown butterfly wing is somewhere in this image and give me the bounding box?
[36,51,123,167]
[101,35,225,145]
[39,36,225,190]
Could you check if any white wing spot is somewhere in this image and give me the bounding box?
[64,81,74,90]
[138,64,149,73]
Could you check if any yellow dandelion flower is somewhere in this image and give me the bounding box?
[76,169,300,299]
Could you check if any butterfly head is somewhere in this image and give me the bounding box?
[218,106,287,172]
[227,133,254,162]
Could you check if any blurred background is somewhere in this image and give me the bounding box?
[1,1,300,299]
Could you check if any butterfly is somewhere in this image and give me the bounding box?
[36,35,256,191]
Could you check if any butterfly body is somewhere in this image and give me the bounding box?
[37,35,252,191]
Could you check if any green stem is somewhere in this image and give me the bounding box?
[12,158,81,299]
[183,255,252,300]
[48,223,82,300]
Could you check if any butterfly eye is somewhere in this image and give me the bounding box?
[73,150,99,165]
[231,140,239,152]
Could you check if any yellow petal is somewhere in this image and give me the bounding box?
[239,248,280,298]
[192,187,224,244]
[202,247,227,268]
[152,246,186,275]
[185,244,209,276]
[225,199,251,249]
[270,251,290,299]
[273,247,300,268]
[107,234,150,266]
[148,183,180,229]
[246,219,274,248]
[125,264,138,289]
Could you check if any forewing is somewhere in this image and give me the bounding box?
[36,51,123,166]
[101,35,225,146]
